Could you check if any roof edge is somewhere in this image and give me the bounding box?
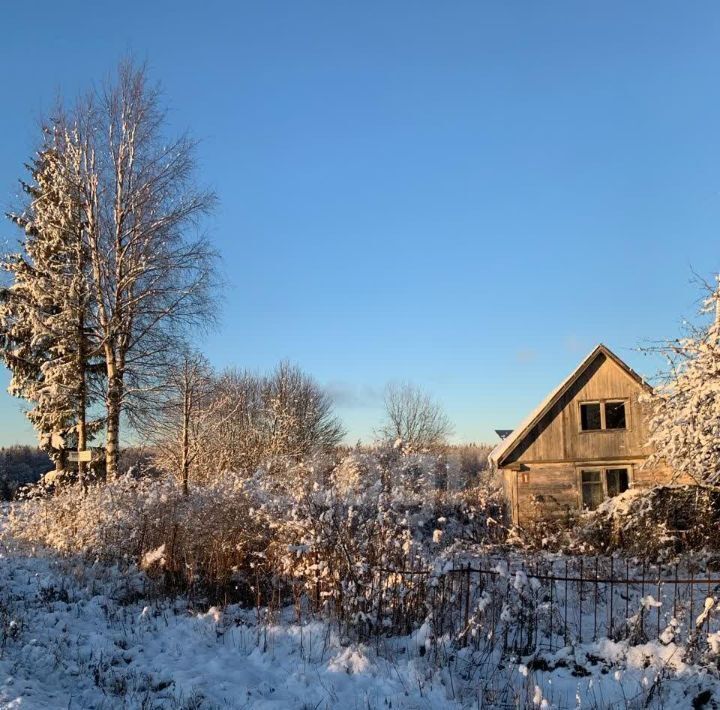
[489,344,652,469]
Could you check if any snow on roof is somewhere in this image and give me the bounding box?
[488,344,648,468]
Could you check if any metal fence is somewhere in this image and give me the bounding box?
[306,556,720,652]
[435,557,720,652]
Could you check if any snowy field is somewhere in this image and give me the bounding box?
[0,539,458,709]
[0,533,718,708]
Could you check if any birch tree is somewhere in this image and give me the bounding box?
[141,350,220,494]
[67,60,217,477]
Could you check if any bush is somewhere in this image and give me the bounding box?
[578,485,720,559]
[245,447,505,634]
[8,472,267,601]
[6,447,507,614]
[530,485,720,560]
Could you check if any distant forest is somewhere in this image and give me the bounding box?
[0,446,51,499]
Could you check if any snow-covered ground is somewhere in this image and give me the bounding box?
[0,535,718,708]
[0,537,461,709]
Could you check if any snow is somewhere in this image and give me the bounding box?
[141,544,167,569]
[0,537,460,709]
[696,596,716,627]
[641,594,662,610]
[0,526,718,707]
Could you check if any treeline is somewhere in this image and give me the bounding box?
[0,446,51,499]
[135,356,491,494]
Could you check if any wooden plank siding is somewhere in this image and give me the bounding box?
[495,347,679,527]
[503,353,652,466]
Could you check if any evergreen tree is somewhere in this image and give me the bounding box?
[0,129,102,477]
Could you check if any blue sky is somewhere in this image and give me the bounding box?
[1,1,719,446]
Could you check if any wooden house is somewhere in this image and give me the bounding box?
[489,344,674,526]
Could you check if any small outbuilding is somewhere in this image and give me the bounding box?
[489,344,674,526]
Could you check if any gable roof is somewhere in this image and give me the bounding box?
[488,344,652,469]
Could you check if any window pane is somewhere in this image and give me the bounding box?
[581,482,604,510]
[605,401,626,430]
[606,468,629,497]
[581,470,604,510]
[580,403,602,431]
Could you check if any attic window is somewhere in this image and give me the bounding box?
[580,403,601,431]
[580,400,627,431]
[605,401,626,429]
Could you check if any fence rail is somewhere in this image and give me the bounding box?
[295,555,720,654]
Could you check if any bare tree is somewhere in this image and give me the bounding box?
[139,350,216,495]
[264,361,345,462]
[377,382,453,451]
[201,368,267,475]
[177,362,345,479]
[63,60,217,477]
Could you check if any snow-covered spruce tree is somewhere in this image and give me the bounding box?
[64,60,217,477]
[644,278,720,484]
[0,133,102,479]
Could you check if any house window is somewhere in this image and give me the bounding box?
[604,401,626,430]
[579,400,627,431]
[605,468,629,497]
[581,470,604,510]
[580,403,602,431]
[580,467,630,510]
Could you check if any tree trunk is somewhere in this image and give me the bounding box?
[105,400,120,479]
[181,391,190,496]
[105,352,121,479]
[77,311,87,489]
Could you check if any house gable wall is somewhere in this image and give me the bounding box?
[503,352,652,466]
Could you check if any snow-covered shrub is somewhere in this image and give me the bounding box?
[506,484,720,559]
[246,446,506,636]
[504,497,580,553]
[248,449,438,630]
[7,472,267,599]
[564,485,720,559]
[6,446,506,621]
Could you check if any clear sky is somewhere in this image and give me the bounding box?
[1,1,719,447]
